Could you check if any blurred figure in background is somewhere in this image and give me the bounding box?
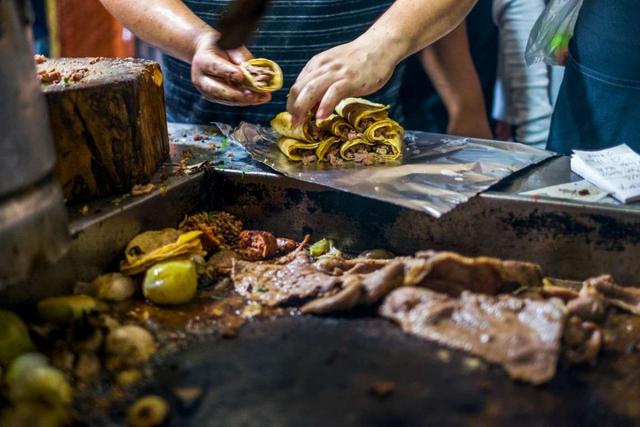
[492,0,553,148]
[548,0,640,154]
[31,0,49,55]
[401,0,497,139]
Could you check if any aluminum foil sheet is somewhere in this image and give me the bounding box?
[227,122,555,218]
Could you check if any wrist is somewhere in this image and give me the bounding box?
[358,27,411,68]
[191,26,219,62]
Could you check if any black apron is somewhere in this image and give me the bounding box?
[163,0,402,126]
[547,0,640,154]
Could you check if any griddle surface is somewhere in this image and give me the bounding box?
[134,316,634,427]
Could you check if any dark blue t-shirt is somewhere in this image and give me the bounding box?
[163,0,402,125]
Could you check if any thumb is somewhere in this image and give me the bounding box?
[227,46,254,65]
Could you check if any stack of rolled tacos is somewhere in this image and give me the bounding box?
[271,98,404,166]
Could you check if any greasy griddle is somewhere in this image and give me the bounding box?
[96,314,640,427]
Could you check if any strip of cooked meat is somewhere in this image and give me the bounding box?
[231,251,544,315]
[238,230,279,261]
[380,287,565,384]
[301,262,405,314]
[407,251,543,296]
[585,275,640,315]
[232,254,342,306]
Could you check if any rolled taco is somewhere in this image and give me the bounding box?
[364,118,404,142]
[240,58,283,93]
[339,137,374,161]
[376,133,403,161]
[276,137,320,161]
[271,112,326,143]
[316,114,353,139]
[335,97,390,131]
[315,136,342,161]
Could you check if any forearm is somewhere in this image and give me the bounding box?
[99,0,212,62]
[420,22,486,118]
[361,0,478,67]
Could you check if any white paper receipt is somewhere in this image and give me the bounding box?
[571,144,640,204]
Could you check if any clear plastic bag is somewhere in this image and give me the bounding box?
[525,0,583,66]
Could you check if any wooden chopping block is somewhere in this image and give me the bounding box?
[37,57,170,202]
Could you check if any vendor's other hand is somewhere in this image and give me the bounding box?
[191,31,271,106]
[287,38,398,124]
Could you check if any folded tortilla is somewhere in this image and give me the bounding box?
[277,137,320,161]
[339,137,374,161]
[335,97,390,131]
[377,133,403,161]
[363,119,404,160]
[364,118,403,142]
[315,136,342,161]
[240,58,283,93]
[271,111,326,143]
[317,114,353,138]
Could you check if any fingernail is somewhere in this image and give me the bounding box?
[316,108,326,120]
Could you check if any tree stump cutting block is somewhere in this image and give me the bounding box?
[37,57,170,202]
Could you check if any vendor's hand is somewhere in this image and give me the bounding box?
[287,37,401,124]
[191,31,271,106]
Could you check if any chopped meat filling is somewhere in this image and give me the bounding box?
[380,287,565,384]
[245,64,275,87]
[34,54,47,64]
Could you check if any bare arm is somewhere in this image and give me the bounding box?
[420,22,492,138]
[99,0,269,105]
[288,0,478,123]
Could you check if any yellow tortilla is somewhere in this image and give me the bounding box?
[364,118,403,142]
[339,137,374,161]
[317,114,353,138]
[271,112,326,143]
[335,97,390,131]
[276,137,320,161]
[240,58,283,93]
[315,136,342,161]
[377,134,403,160]
[120,230,206,276]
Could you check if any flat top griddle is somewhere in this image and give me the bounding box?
[95,314,640,427]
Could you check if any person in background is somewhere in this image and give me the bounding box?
[547,0,640,154]
[99,0,478,127]
[401,0,497,139]
[492,0,553,148]
[31,0,49,55]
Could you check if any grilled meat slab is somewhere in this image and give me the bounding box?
[380,287,565,384]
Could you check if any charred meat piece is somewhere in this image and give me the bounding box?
[232,254,342,306]
[276,237,298,255]
[238,230,279,261]
[380,287,565,385]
